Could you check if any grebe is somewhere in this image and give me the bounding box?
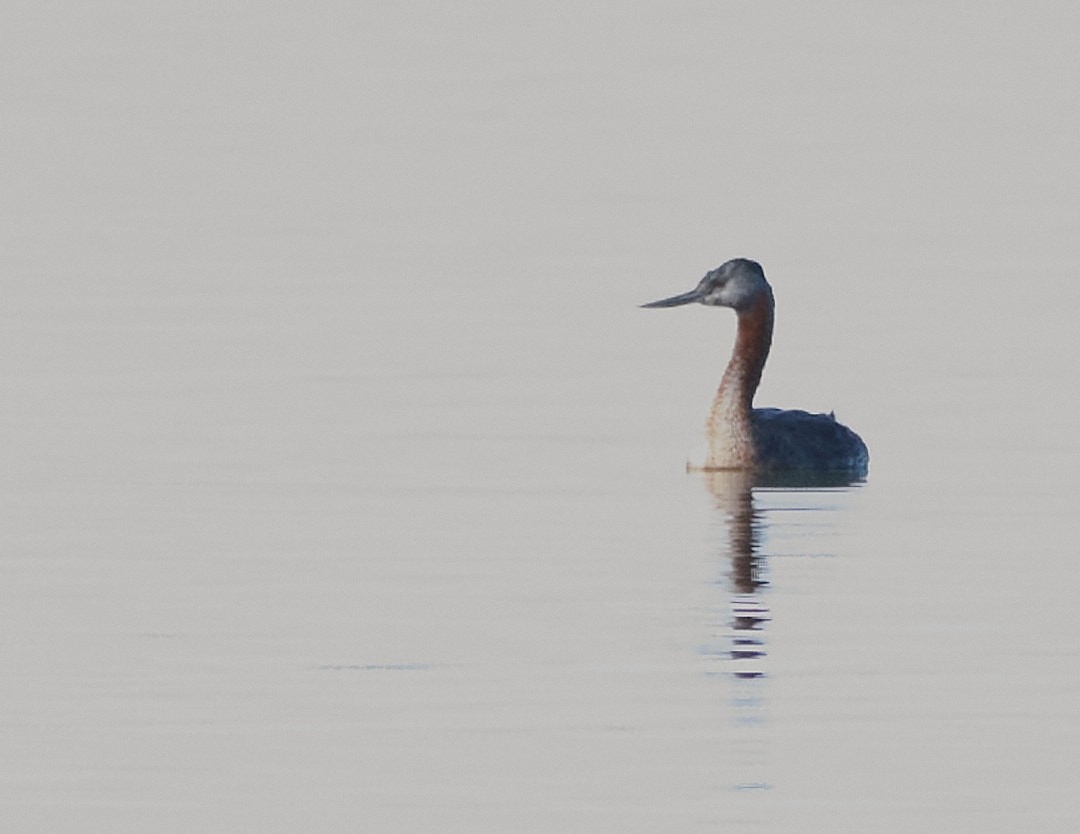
[643,258,868,474]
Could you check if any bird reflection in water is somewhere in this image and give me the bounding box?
[703,468,865,792]
[704,470,770,682]
[702,469,771,792]
[705,467,866,680]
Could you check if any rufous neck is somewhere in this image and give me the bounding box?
[715,291,774,416]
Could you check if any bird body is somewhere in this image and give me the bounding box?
[643,258,868,475]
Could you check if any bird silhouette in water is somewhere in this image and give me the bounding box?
[642,258,868,475]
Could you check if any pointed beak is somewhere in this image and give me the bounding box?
[640,289,702,308]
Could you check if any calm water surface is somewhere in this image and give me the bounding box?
[4,3,1080,831]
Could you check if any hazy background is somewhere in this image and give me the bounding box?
[3,2,1079,831]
